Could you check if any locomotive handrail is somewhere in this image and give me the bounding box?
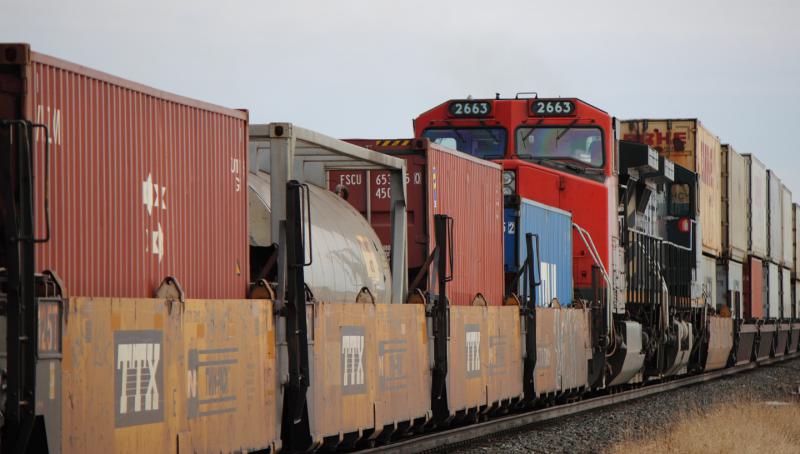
[572,223,612,334]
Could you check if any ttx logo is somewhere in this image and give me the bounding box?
[115,331,164,427]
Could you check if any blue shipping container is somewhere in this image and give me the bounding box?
[515,198,573,307]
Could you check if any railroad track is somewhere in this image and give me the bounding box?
[362,352,800,454]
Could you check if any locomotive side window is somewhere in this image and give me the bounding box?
[422,127,507,159]
[516,127,604,168]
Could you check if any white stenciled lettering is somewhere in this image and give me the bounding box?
[466,331,481,373]
[231,158,241,192]
[34,104,63,146]
[142,172,167,215]
[151,222,164,263]
[342,335,365,387]
[539,262,558,305]
[117,342,161,415]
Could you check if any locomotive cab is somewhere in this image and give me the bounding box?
[415,96,624,389]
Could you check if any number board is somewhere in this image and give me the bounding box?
[530,99,576,117]
[448,100,493,117]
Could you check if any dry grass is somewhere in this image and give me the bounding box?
[608,400,800,454]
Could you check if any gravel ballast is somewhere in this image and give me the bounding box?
[451,358,800,454]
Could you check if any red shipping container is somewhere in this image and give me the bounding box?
[743,256,764,319]
[0,44,249,298]
[329,139,504,306]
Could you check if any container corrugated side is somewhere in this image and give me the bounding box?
[722,145,748,261]
[2,45,250,298]
[768,171,783,264]
[619,119,721,256]
[768,262,780,319]
[782,268,791,319]
[427,144,504,306]
[781,185,793,268]
[516,198,573,307]
[746,155,768,258]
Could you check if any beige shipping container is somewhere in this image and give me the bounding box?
[781,185,793,268]
[745,155,769,259]
[768,171,783,264]
[721,145,749,261]
[620,119,722,256]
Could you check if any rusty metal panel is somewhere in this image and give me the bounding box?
[620,119,722,256]
[722,145,748,261]
[447,306,523,414]
[485,306,523,405]
[533,309,559,396]
[705,316,733,371]
[307,302,430,446]
[8,45,249,298]
[428,144,504,305]
[558,308,590,392]
[447,306,489,413]
[60,298,277,454]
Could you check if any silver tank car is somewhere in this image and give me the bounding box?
[248,171,392,304]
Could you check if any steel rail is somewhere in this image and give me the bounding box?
[362,352,800,453]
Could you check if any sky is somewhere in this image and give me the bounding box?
[4,0,800,194]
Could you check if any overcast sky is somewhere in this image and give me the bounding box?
[4,0,800,194]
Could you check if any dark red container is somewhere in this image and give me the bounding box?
[329,139,504,306]
[744,256,764,319]
[0,44,249,298]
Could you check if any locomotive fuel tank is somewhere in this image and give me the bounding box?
[248,171,392,304]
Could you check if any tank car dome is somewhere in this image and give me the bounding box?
[248,171,392,304]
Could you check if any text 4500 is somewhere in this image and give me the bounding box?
[375,187,392,199]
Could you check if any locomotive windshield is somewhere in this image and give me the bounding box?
[422,127,506,159]
[516,127,604,168]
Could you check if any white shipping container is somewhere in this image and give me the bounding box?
[781,186,793,268]
[782,268,791,319]
[702,255,717,309]
[768,171,783,263]
[722,145,749,261]
[768,262,780,319]
[745,155,768,259]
